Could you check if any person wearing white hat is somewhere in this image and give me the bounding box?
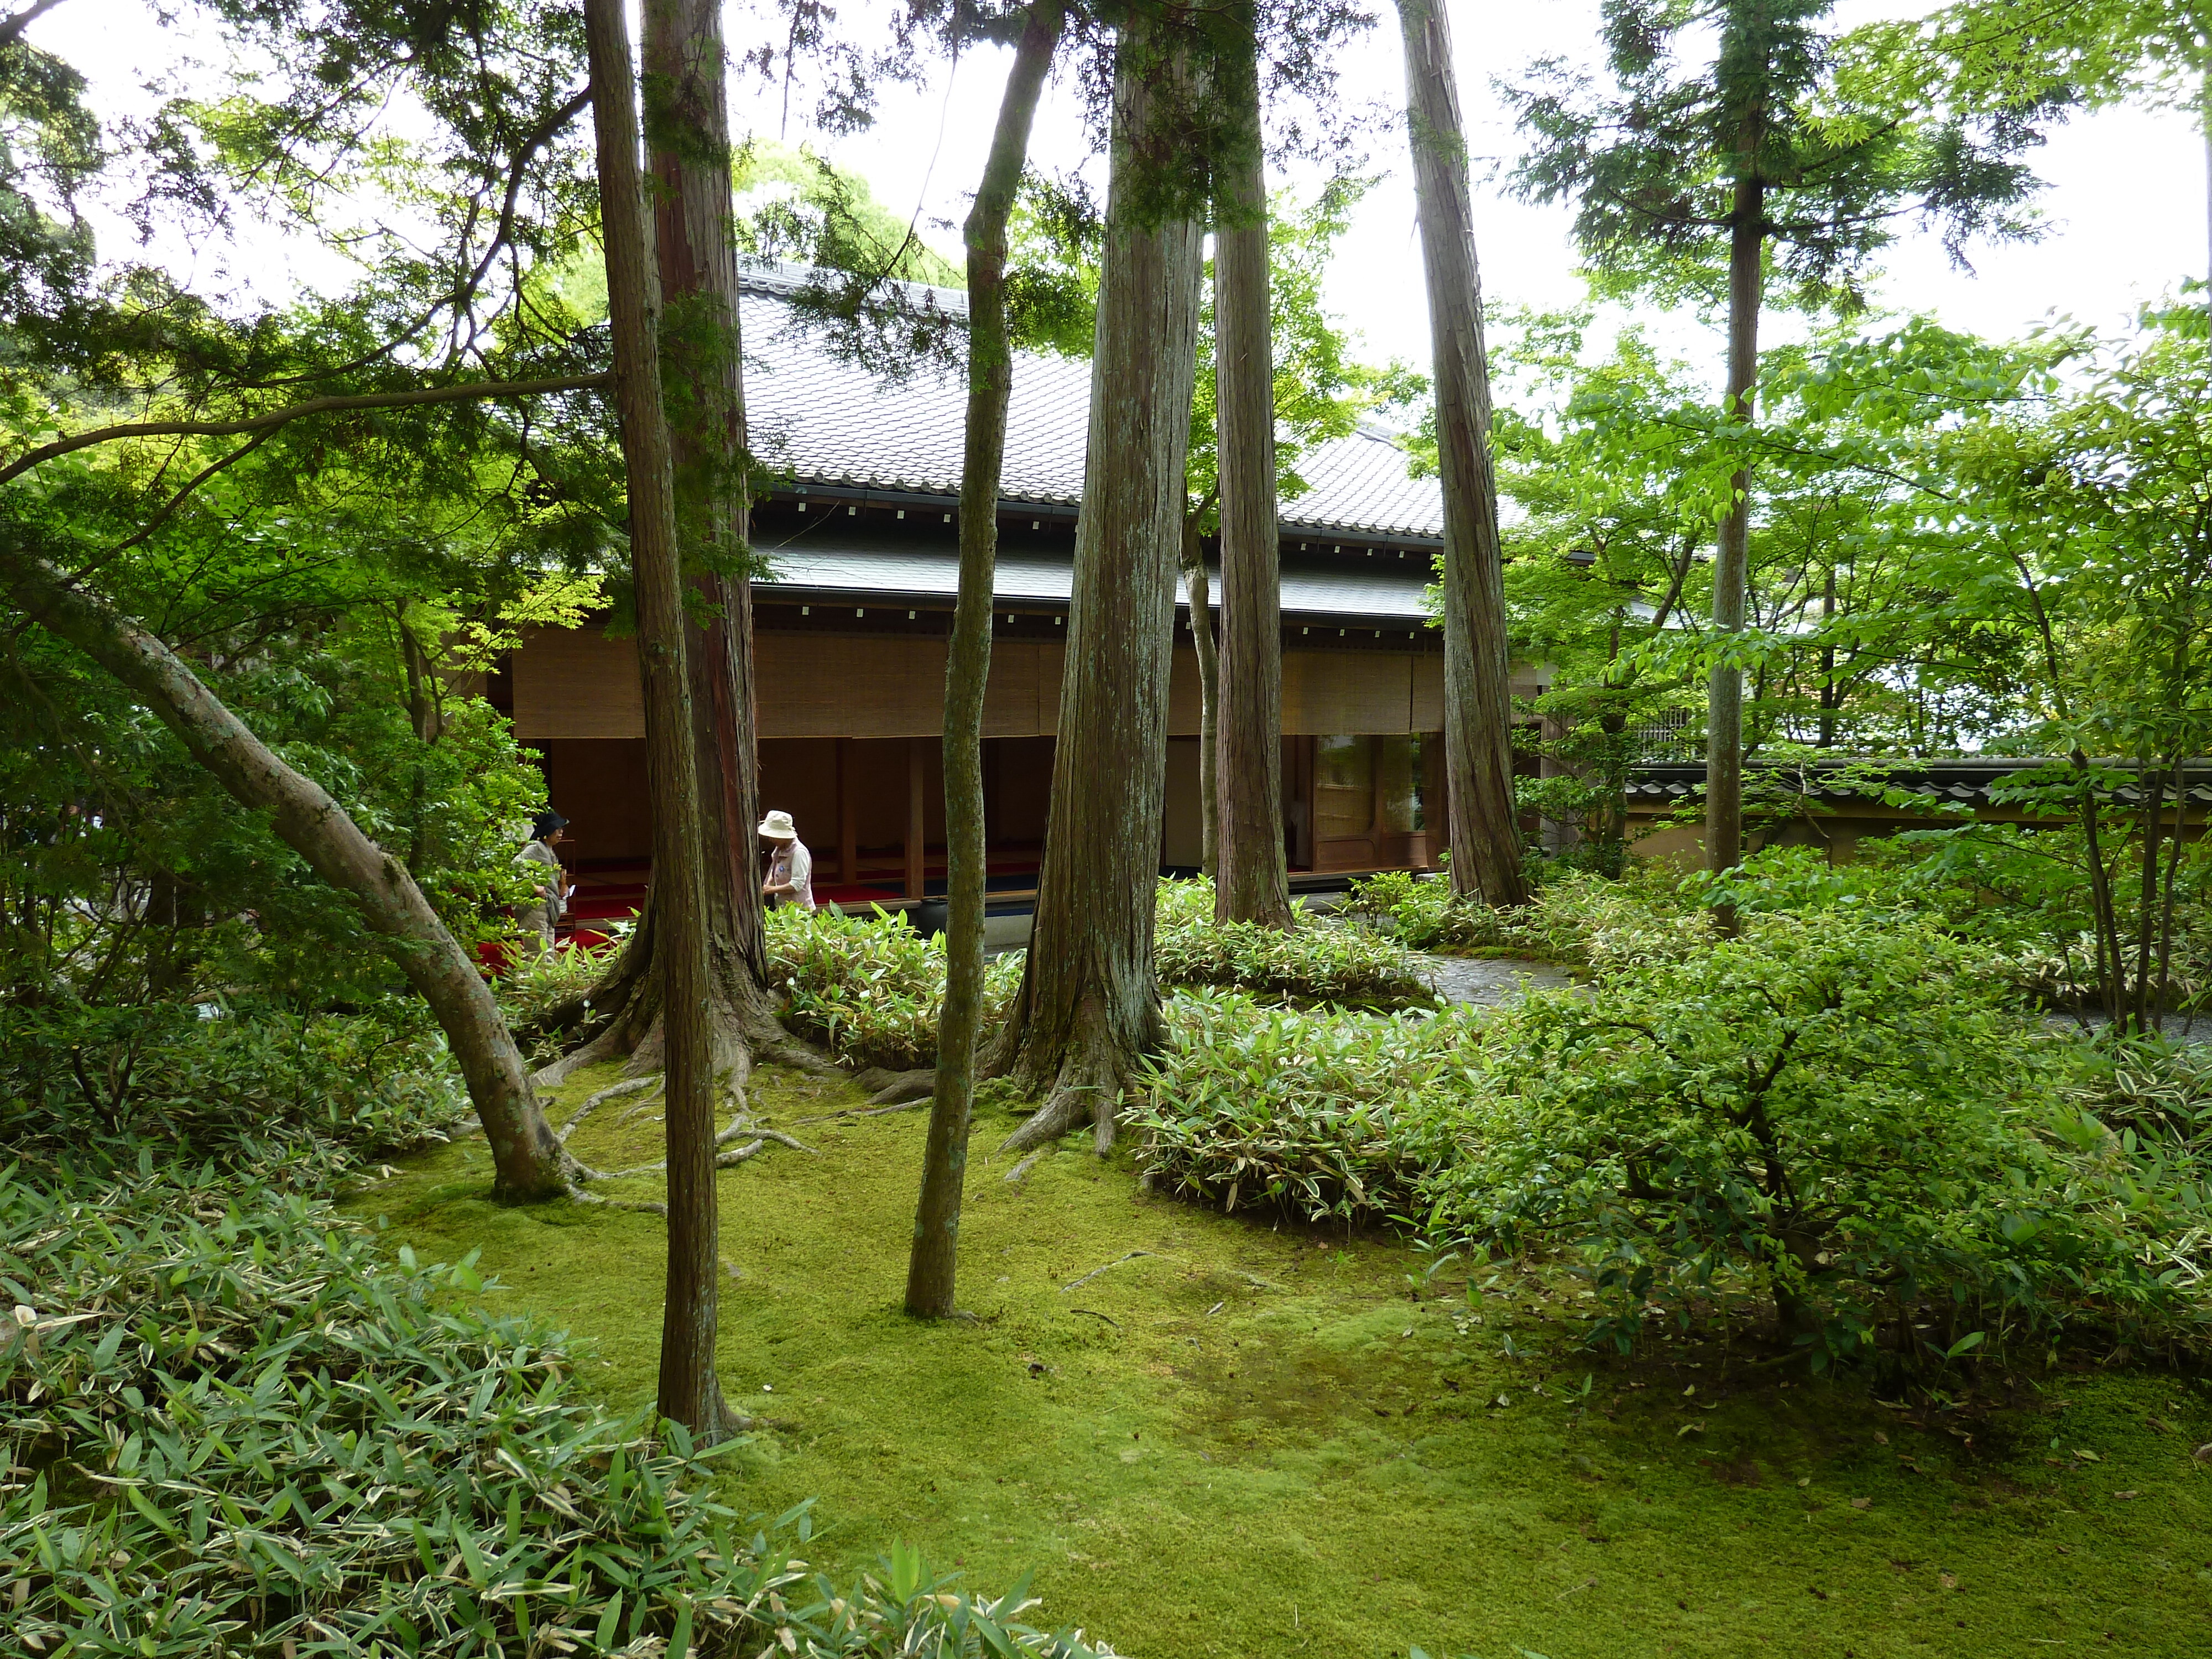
[758,808,816,911]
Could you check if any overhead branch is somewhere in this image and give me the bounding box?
[0,0,68,48]
[250,86,594,389]
[0,373,610,488]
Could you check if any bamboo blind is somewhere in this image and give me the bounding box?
[512,625,1480,741]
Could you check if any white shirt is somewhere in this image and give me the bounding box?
[766,838,815,910]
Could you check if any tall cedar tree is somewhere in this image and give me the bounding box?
[1507,0,2046,887]
[539,20,823,1091]
[582,0,732,1437]
[1213,2,1294,928]
[1397,0,1527,907]
[906,0,1068,1318]
[992,9,1205,1158]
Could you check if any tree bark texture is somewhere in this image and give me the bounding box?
[1211,11,1292,928]
[1181,513,1220,879]
[1396,0,1527,909]
[1706,171,1764,892]
[906,0,1065,1319]
[648,0,774,1022]
[585,0,731,1439]
[0,545,569,1200]
[991,23,1204,1156]
[542,0,804,1088]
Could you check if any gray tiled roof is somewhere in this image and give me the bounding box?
[1626,759,2212,807]
[739,266,1443,541]
[752,526,1436,623]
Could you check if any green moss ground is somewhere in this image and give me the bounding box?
[355,1062,2212,1658]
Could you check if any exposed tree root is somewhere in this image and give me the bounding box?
[1002,1147,1051,1184]
[996,1082,1099,1156]
[990,992,1152,1160]
[564,1181,667,1217]
[788,1100,926,1125]
[1060,1250,1156,1291]
[560,1076,662,1142]
[554,1065,816,1197]
[850,1066,936,1105]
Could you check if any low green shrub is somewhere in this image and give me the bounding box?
[1341,870,1545,953]
[1341,865,1708,969]
[1,1152,787,1657]
[1127,992,1478,1224]
[1421,911,2212,1367]
[1139,858,2212,1369]
[1154,878,1436,1009]
[765,905,1022,1071]
[0,999,468,1180]
[2068,1036,2212,1150]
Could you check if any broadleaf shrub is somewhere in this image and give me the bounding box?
[1139,859,2212,1369]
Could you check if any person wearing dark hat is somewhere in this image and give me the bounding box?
[515,809,572,954]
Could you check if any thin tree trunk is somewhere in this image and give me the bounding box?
[1817,565,1836,748]
[2156,757,2188,1034]
[2131,759,2168,1034]
[1707,164,1766,920]
[906,0,1064,1319]
[2078,768,2127,1026]
[585,0,729,1438]
[990,17,1203,1156]
[0,545,570,1199]
[1396,0,1526,909]
[1213,6,1292,928]
[1182,507,1220,879]
[397,603,442,875]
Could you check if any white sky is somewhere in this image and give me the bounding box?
[33,0,2211,388]
[807,0,2210,380]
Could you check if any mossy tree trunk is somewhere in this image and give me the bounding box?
[906,0,1067,1319]
[583,0,732,1438]
[1211,6,1292,929]
[1396,0,1527,909]
[992,16,1204,1156]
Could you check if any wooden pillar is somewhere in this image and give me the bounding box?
[905,737,926,900]
[1422,729,1448,865]
[837,738,857,884]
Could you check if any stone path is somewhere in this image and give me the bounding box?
[1413,952,1575,1008]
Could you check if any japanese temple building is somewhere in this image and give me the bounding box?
[493,262,1543,917]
